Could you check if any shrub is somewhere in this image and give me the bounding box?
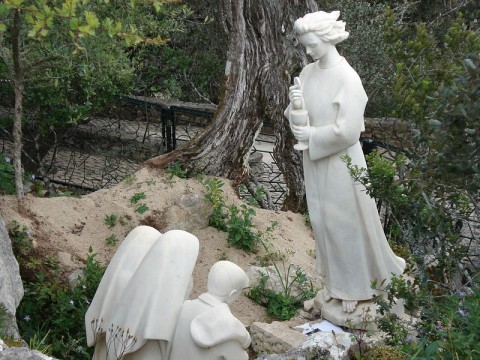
[202,177,228,231]
[16,247,105,359]
[226,204,259,251]
[343,10,480,359]
[321,0,392,116]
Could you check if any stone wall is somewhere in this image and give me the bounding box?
[0,217,23,339]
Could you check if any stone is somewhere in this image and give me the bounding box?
[0,217,23,339]
[285,10,405,319]
[250,321,307,355]
[254,326,354,360]
[68,269,84,291]
[0,346,58,360]
[164,194,211,232]
[255,347,330,360]
[302,332,354,360]
[249,152,264,176]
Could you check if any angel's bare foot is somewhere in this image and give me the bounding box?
[323,291,332,302]
[342,300,358,313]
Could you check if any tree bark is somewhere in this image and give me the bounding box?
[12,10,26,212]
[146,0,317,211]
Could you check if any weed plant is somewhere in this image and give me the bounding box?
[202,178,315,319]
[135,203,149,214]
[104,214,117,228]
[226,204,259,251]
[129,192,146,204]
[202,177,228,231]
[240,183,267,208]
[105,234,118,246]
[166,162,187,180]
[374,278,480,359]
[123,174,137,185]
[248,223,316,320]
[8,221,33,258]
[202,177,261,251]
[248,266,315,321]
[16,247,105,359]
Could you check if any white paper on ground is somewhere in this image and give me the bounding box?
[295,320,344,335]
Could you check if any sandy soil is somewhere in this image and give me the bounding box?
[0,166,318,327]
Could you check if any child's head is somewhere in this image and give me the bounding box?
[207,261,249,304]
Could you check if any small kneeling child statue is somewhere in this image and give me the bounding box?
[169,261,251,360]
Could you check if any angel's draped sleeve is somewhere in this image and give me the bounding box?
[308,68,368,161]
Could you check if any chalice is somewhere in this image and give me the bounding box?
[291,77,309,151]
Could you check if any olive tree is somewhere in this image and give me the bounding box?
[147,0,318,212]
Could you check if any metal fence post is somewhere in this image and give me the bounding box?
[161,108,176,152]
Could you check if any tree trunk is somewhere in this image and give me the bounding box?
[12,10,26,212]
[146,0,317,212]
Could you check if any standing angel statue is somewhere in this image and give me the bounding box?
[284,11,405,315]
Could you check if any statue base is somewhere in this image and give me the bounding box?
[313,290,405,331]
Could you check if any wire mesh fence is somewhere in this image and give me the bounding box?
[0,98,398,208]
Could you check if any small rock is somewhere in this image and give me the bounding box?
[0,346,58,359]
[251,321,307,355]
[302,331,354,360]
[68,269,84,291]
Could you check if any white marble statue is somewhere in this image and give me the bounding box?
[85,225,162,359]
[169,261,251,360]
[284,11,406,314]
[86,228,199,360]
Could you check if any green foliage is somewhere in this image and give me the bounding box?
[103,214,117,228]
[202,177,228,231]
[364,345,406,360]
[123,174,137,185]
[248,275,299,321]
[134,0,226,102]
[17,247,106,359]
[247,222,316,321]
[343,12,479,288]
[0,153,15,195]
[8,221,33,258]
[339,10,480,358]
[166,162,187,180]
[375,276,480,359]
[129,192,146,204]
[105,234,118,246]
[321,0,391,116]
[28,331,53,354]
[202,177,262,251]
[0,303,8,336]
[248,262,315,321]
[0,0,190,197]
[226,204,259,251]
[135,203,149,214]
[240,183,267,208]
